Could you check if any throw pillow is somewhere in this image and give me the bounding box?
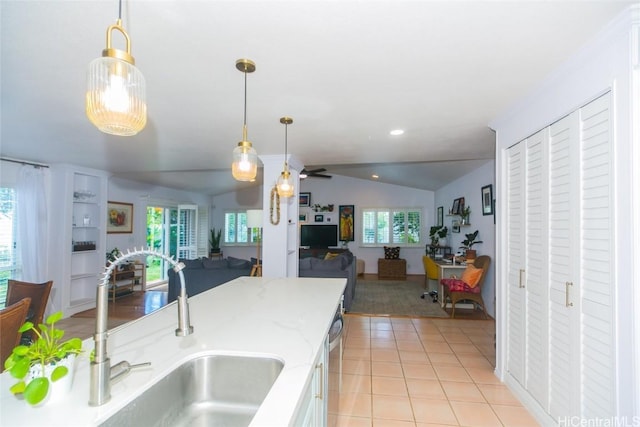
[324,252,339,260]
[461,264,483,288]
[384,246,400,260]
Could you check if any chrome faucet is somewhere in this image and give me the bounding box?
[89,248,194,406]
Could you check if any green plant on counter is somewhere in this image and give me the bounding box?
[4,311,83,406]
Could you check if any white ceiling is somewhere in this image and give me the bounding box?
[1,1,633,195]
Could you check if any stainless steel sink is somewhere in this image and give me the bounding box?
[100,354,284,427]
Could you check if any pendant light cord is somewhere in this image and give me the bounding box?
[243,71,248,128]
[284,123,288,166]
[118,0,122,20]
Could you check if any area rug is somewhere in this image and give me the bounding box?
[349,279,449,317]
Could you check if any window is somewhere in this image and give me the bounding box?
[362,207,422,246]
[225,210,261,245]
[0,187,18,308]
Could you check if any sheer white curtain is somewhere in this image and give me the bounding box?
[17,165,48,283]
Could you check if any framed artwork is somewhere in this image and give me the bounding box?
[339,205,355,241]
[437,206,444,227]
[314,214,324,222]
[452,220,461,233]
[452,197,465,215]
[482,185,494,215]
[299,192,311,207]
[107,201,133,234]
[451,199,460,215]
[299,213,307,223]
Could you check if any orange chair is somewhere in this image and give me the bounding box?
[441,256,491,318]
[6,279,53,341]
[0,297,31,364]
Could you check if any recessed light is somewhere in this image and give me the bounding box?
[389,129,404,136]
[372,174,379,179]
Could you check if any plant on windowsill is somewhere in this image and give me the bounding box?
[459,230,483,260]
[4,311,83,406]
[209,228,222,255]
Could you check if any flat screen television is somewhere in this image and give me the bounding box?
[300,224,338,248]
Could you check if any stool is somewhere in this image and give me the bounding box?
[250,264,262,277]
[377,258,407,280]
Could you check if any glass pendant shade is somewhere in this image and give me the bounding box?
[277,169,294,198]
[231,140,258,181]
[86,19,146,136]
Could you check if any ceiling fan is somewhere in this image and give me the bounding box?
[300,168,332,179]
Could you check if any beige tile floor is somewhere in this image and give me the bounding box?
[328,315,539,427]
[58,301,539,426]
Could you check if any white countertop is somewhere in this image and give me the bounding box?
[0,276,346,426]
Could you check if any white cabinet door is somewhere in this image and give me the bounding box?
[524,129,549,408]
[506,140,526,387]
[577,93,615,418]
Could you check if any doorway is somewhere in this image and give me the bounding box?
[146,206,178,286]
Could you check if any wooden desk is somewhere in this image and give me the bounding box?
[436,261,466,309]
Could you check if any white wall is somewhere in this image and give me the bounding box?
[435,160,496,316]
[106,177,211,253]
[212,174,436,275]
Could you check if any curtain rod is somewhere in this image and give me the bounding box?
[0,157,49,168]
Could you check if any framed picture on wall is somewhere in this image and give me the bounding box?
[452,199,460,215]
[314,214,324,222]
[299,213,307,223]
[437,206,444,227]
[107,201,133,234]
[299,192,311,207]
[339,205,355,241]
[482,185,494,215]
[452,220,461,233]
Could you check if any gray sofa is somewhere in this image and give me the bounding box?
[167,257,252,303]
[298,251,357,311]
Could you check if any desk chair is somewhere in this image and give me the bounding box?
[420,256,440,302]
[0,297,31,363]
[6,279,53,342]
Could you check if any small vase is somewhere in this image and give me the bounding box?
[26,355,76,406]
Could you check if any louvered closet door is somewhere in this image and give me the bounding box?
[578,93,614,418]
[524,129,549,408]
[506,141,526,386]
[548,112,581,418]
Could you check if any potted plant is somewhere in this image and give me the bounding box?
[429,225,448,247]
[460,230,483,259]
[209,228,222,255]
[460,206,471,225]
[4,311,83,406]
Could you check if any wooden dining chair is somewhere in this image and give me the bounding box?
[6,279,53,341]
[0,297,31,364]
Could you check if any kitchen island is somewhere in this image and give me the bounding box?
[0,276,346,426]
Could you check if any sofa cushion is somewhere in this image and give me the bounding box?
[299,257,313,270]
[227,256,251,269]
[384,246,400,259]
[202,258,228,269]
[314,256,346,271]
[180,258,203,269]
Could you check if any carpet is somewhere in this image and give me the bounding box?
[349,279,449,317]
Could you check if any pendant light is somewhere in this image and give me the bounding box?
[231,59,258,181]
[276,116,295,198]
[86,0,146,136]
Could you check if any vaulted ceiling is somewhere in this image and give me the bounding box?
[1,1,632,194]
